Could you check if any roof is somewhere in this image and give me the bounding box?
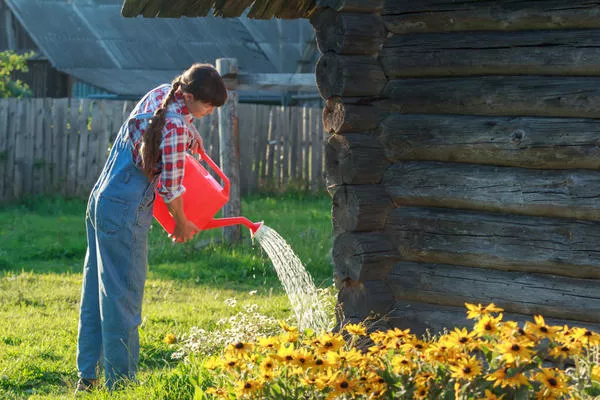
[4,0,317,97]
[121,0,317,19]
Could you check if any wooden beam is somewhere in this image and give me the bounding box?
[310,9,386,55]
[331,184,393,233]
[383,1,600,34]
[382,30,600,78]
[317,0,383,13]
[382,76,600,118]
[324,133,390,188]
[316,53,386,98]
[385,206,600,279]
[216,58,242,243]
[226,72,317,92]
[323,97,387,133]
[379,114,600,170]
[389,261,600,324]
[388,300,600,337]
[384,161,600,221]
[333,232,399,282]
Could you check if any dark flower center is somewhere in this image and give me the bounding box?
[244,383,252,389]
[511,344,520,351]
[235,342,244,349]
[540,326,548,333]
[463,367,472,374]
[340,381,349,389]
[548,378,557,387]
[459,337,468,343]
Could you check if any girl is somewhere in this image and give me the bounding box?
[75,64,227,392]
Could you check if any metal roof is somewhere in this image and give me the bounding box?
[4,0,317,96]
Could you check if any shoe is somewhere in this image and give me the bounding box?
[74,378,98,395]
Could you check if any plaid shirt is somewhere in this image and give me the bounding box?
[127,84,198,203]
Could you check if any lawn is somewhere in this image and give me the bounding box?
[0,193,334,399]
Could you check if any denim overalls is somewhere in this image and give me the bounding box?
[76,111,185,388]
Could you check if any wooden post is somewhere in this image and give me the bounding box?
[216,58,242,243]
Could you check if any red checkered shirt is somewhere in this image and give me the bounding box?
[127,84,198,203]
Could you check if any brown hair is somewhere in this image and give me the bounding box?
[140,63,227,178]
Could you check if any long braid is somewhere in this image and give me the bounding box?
[140,78,181,178]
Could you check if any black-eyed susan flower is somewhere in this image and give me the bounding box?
[534,368,570,398]
[259,356,278,374]
[447,327,480,351]
[203,357,221,370]
[314,332,345,354]
[225,341,254,358]
[278,320,299,333]
[450,355,483,381]
[344,323,367,336]
[497,338,535,364]
[571,327,600,347]
[413,381,429,399]
[524,315,559,341]
[205,386,229,399]
[162,333,176,344]
[292,348,314,368]
[591,365,600,381]
[257,336,279,351]
[275,343,295,363]
[548,342,581,360]
[391,354,416,375]
[465,302,504,319]
[486,367,529,389]
[328,372,358,398]
[474,313,503,337]
[234,379,263,397]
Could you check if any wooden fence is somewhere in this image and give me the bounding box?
[0,98,326,204]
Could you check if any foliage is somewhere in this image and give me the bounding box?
[190,303,600,399]
[0,50,35,98]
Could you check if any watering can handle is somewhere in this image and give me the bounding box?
[197,150,230,195]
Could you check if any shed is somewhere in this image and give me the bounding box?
[2,0,317,102]
[121,0,600,334]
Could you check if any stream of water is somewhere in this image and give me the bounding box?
[253,224,329,333]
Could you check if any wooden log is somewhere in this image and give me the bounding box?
[317,0,383,13]
[323,97,387,133]
[332,184,392,233]
[316,53,387,98]
[384,207,600,279]
[383,1,600,34]
[325,133,389,189]
[217,59,241,243]
[388,300,600,338]
[384,161,600,221]
[333,231,399,282]
[389,261,600,324]
[379,114,600,170]
[338,280,394,324]
[382,30,600,78]
[310,9,386,55]
[382,76,600,118]
[234,72,317,92]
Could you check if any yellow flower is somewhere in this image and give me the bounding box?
[534,368,570,397]
[447,327,480,350]
[222,355,244,372]
[591,365,600,381]
[281,330,300,343]
[162,333,176,344]
[450,355,483,381]
[257,336,279,351]
[314,332,345,354]
[465,302,504,319]
[413,381,429,399]
[327,347,364,368]
[344,322,367,336]
[234,378,262,397]
[275,343,295,363]
[548,342,582,360]
[328,372,357,398]
[278,320,299,333]
[570,327,600,347]
[203,357,221,370]
[478,389,505,400]
[259,356,278,374]
[225,341,254,358]
[391,354,416,375]
[474,313,503,337]
[205,386,228,398]
[524,315,559,341]
[486,367,529,389]
[497,338,535,364]
[292,348,314,368]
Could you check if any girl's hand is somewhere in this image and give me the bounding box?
[169,219,199,243]
[190,135,204,155]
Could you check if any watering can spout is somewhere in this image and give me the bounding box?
[202,217,263,236]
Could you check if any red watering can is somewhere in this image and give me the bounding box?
[153,151,263,236]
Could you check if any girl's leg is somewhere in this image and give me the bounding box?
[76,215,103,380]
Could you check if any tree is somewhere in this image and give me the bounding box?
[0,50,35,98]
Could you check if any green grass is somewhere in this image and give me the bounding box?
[0,193,333,399]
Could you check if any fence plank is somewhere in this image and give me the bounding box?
[0,101,8,203]
[52,99,67,193]
[0,98,324,202]
[32,98,44,196]
[311,107,319,193]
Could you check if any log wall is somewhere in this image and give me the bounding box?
[314,0,600,334]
